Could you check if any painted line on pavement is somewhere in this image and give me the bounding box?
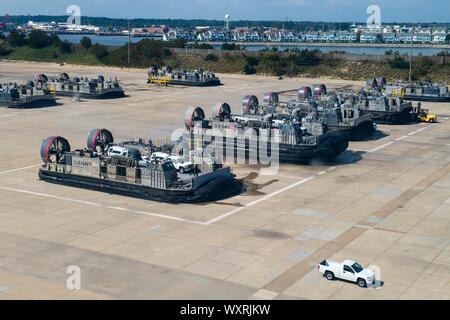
[368,141,395,153]
[205,176,316,225]
[0,164,41,175]
[0,185,206,226]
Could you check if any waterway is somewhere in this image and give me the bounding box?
[59,34,448,56]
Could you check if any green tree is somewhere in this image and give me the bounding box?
[27,30,55,48]
[388,56,409,69]
[80,36,92,49]
[6,31,27,47]
[192,43,214,49]
[59,40,73,53]
[90,43,109,59]
[222,43,241,50]
[204,53,218,62]
[244,63,257,75]
[164,38,186,48]
[245,56,259,66]
[0,44,13,56]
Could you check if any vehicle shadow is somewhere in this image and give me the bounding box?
[6,100,61,109]
[312,150,365,167]
[323,275,385,289]
[239,171,279,196]
[369,130,389,141]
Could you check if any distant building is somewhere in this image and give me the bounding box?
[335,31,357,42]
[382,33,398,43]
[413,30,432,43]
[304,32,319,42]
[318,32,336,42]
[432,28,447,44]
[142,26,168,34]
[399,33,414,43]
[360,31,380,43]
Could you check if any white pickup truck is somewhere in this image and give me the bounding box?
[318,260,376,288]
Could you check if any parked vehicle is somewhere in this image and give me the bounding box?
[318,260,376,288]
[107,146,129,157]
[39,129,243,204]
[150,152,170,162]
[168,156,194,174]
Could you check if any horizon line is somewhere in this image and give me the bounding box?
[4,14,450,25]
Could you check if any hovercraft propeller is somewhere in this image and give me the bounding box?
[298,86,312,100]
[184,107,206,130]
[59,73,70,82]
[87,129,114,152]
[242,95,259,115]
[211,102,231,121]
[40,136,71,164]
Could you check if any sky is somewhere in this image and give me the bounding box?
[0,0,449,22]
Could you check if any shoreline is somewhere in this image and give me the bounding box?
[54,34,450,50]
[203,41,450,49]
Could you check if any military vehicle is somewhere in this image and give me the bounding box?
[0,81,57,108]
[182,98,349,164]
[36,73,125,99]
[357,90,414,124]
[384,81,450,103]
[38,129,243,203]
[271,85,376,141]
[147,66,221,87]
[367,77,450,103]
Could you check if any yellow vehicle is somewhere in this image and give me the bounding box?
[418,109,438,123]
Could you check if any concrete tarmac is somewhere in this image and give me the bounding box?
[0,61,449,300]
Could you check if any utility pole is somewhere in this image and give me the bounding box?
[409,29,414,82]
[128,19,131,67]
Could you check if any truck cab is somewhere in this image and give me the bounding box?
[318,259,376,288]
[168,156,194,174]
[107,146,129,157]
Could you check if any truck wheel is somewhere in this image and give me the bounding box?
[357,278,367,288]
[325,271,334,281]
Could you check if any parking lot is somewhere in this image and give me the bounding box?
[0,60,449,300]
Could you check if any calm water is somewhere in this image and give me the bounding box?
[59,34,447,56]
[59,34,162,46]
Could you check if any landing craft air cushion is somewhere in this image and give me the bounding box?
[38,129,243,203]
[182,96,349,164]
[36,73,125,99]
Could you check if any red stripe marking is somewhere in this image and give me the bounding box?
[45,136,58,162]
[90,129,101,150]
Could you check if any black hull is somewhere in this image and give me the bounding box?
[361,107,413,125]
[38,169,243,204]
[169,79,222,87]
[196,135,349,164]
[403,95,450,103]
[329,120,376,141]
[55,90,126,100]
[0,98,58,109]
